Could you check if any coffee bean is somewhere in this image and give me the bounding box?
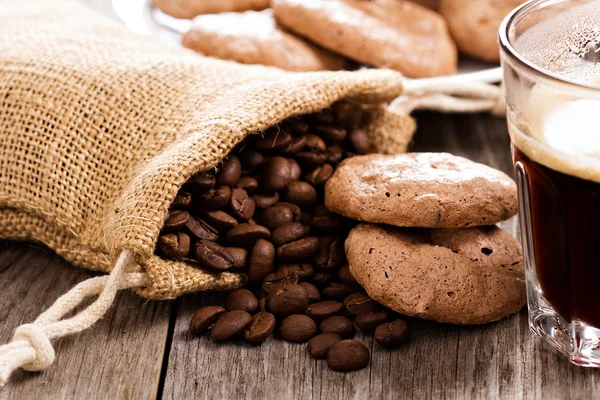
[279,263,314,280]
[276,237,319,262]
[326,146,343,164]
[193,240,234,272]
[312,272,336,290]
[348,128,371,155]
[307,333,342,359]
[305,164,334,185]
[236,176,259,194]
[337,264,358,286]
[314,237,345,270]
[285,119,309,135]
[184,172,216,194]
[299,282,321,303]
[327,340,370,371]
[263,156,291,193]
[300,212,313,226]
[304,300,344,322]
[229,188,256,221]
[189,306,226,335]
[323,283,358,301]
[288,159,302,181]
[319,316,354,339]
[258,204,294,230]
[196,186,232,210]
[333,102,363,130]
[262,270,299,296]
[285,181,317,207]
[311,214,346,235]
[374,320,408,348]
[277,202,302,221]
[243,312,276,344]
[226,224,270,246]
[199,210,238,233]
[266,283,309,318]
[227,247,248,269]
[172,191,192,210]
[163,210,190,233]
[224,288,259,313]
[247,239,275,283]
[296,151,327,168]
[312,110,335,124]
[271,222,310,247]
[284,136,307,155]
[251,129,292,152]
[315,125,347,144]
[259,297,267,312]
[239,150,264,171]
[211,310,253,342]
[217,155,242,187]
[279,314,317,342]
[158,232,190,260]
[355,311,389,334]
[304,134,327,152]
[252,192,279,209]
[344,293,380,316]
[186,217,219,241]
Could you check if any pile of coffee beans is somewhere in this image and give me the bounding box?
[156,102,409,372]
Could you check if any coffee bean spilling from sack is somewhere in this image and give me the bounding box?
[156,103,409,372]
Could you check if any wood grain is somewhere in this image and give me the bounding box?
[0,242,171,400]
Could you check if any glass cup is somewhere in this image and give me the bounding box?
[499,0,600,366]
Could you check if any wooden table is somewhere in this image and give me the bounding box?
[2,2,600,399]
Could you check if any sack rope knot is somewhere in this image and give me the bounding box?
[0,249,149,387]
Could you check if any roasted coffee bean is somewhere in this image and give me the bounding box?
[304,300,344,322]
[196,186,232,210]
[315,237,345,270]
[193,240,234,272]
[247,239,275,283]
[323,283,359,301]
[312,110,335,124]
[258,204,294,230]
[158,232,190,260]
[227,247,248,269]
[252,192,279,209]
[266,283,309,318]
[238,149,264,170]
[163,210,190,233]
[326,146,343,164]
[259,297,267,312]
[288,159,302,181]
[279,263,314,280]
[263,156,291,193]
[284,136,307,155]
[251,129,292,152]
[243,312,276,344]
[217,155,242,187]
[312,204,330,217]
[199,210,238,233]
[211,310,253,342]
[172,191,192,210]
[315,125,347,144]
[226,224,270,246]
[285,119,309,135]
[189,306,226,335]
[355,311,389,334]
[296,151,327,168]
[333,102,363,130]
[307,333,342,359]
[337,264,358,286]
[271,222,310,247]
[304,134,327,152]
[277,237,320,262]
[374,320,408,348]
[262,270,299,296]
[185,172,216,194]
[186,217,219,241]
[299,282,321,303]
[279,314,317,342]
[319,316,355,339]
[327,340,370,371]
[312,272,336,290]
[278,202,302,221]
[236,176,259,194]
[305,164,334,185]
[224,289,259,313]
[285,181,317,207]
[300,212,313,225]
[348,127,371,155]
[344,293,381,316]
[229,188,256,221]
[311,214,346,235]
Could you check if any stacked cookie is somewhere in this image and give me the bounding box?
[325,153,525,324]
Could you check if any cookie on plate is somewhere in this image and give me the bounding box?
[440,0,526,62]
[272,0,457,78]
[325,153,517,228]
[152,0,270,20]
[182,10,347,71]
[346,223,525,324]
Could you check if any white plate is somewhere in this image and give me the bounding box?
[112,0,502,85]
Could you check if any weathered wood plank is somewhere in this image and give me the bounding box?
[0,242,171,400]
